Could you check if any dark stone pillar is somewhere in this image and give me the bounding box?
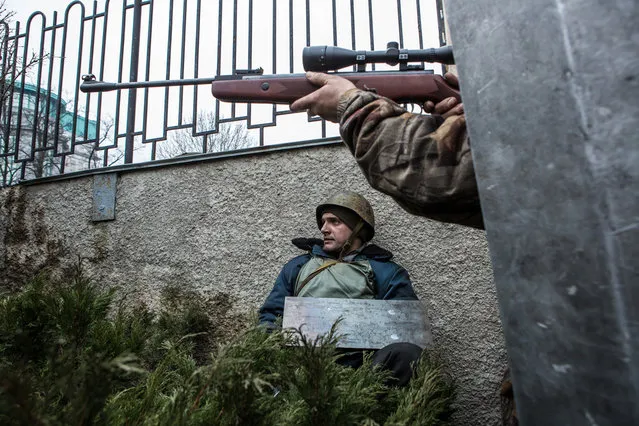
[446,1,638,424]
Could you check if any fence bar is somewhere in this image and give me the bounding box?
[125,0,143,164]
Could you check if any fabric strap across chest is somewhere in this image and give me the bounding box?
[294,256,375,299]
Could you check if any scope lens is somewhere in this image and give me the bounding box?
[303,46,327,72]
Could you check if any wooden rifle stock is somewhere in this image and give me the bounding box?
[210,71,460,105]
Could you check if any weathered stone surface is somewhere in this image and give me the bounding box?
[0,144,503,425]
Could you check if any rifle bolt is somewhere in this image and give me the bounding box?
[261,82,270,91]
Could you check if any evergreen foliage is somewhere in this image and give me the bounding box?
[0,264,455,425]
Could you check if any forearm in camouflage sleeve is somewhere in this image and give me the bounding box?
[337,89,484,229]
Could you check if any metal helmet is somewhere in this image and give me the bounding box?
[316,191,375,241]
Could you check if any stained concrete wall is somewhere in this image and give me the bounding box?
[0,144,505,425]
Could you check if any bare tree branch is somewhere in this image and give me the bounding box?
[0,1,53,186]
[157,111,256,160]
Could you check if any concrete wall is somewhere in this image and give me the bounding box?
[0,144,505,425]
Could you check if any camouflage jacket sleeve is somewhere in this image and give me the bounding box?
[337,89,484,229]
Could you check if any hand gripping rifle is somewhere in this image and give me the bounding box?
[80,42,458,105]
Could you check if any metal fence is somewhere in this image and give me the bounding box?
[0,0,445,185]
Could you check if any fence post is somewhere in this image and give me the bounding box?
[124,0,142,164]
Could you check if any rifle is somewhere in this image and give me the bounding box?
[80,42,459,105]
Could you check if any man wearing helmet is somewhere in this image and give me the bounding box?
[259,191,421,386]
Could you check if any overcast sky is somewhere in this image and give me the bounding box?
[8,0,73,23]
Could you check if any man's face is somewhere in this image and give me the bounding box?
[320,212,354,253]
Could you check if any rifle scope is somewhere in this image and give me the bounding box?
[303,41,454,72]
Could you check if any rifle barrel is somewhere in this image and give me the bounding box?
[80,75,216,93]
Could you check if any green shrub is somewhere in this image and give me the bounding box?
[0,263,455,425]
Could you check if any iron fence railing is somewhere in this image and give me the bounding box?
[0,0,444,185]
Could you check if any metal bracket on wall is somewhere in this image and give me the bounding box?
[92,173,117,222]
